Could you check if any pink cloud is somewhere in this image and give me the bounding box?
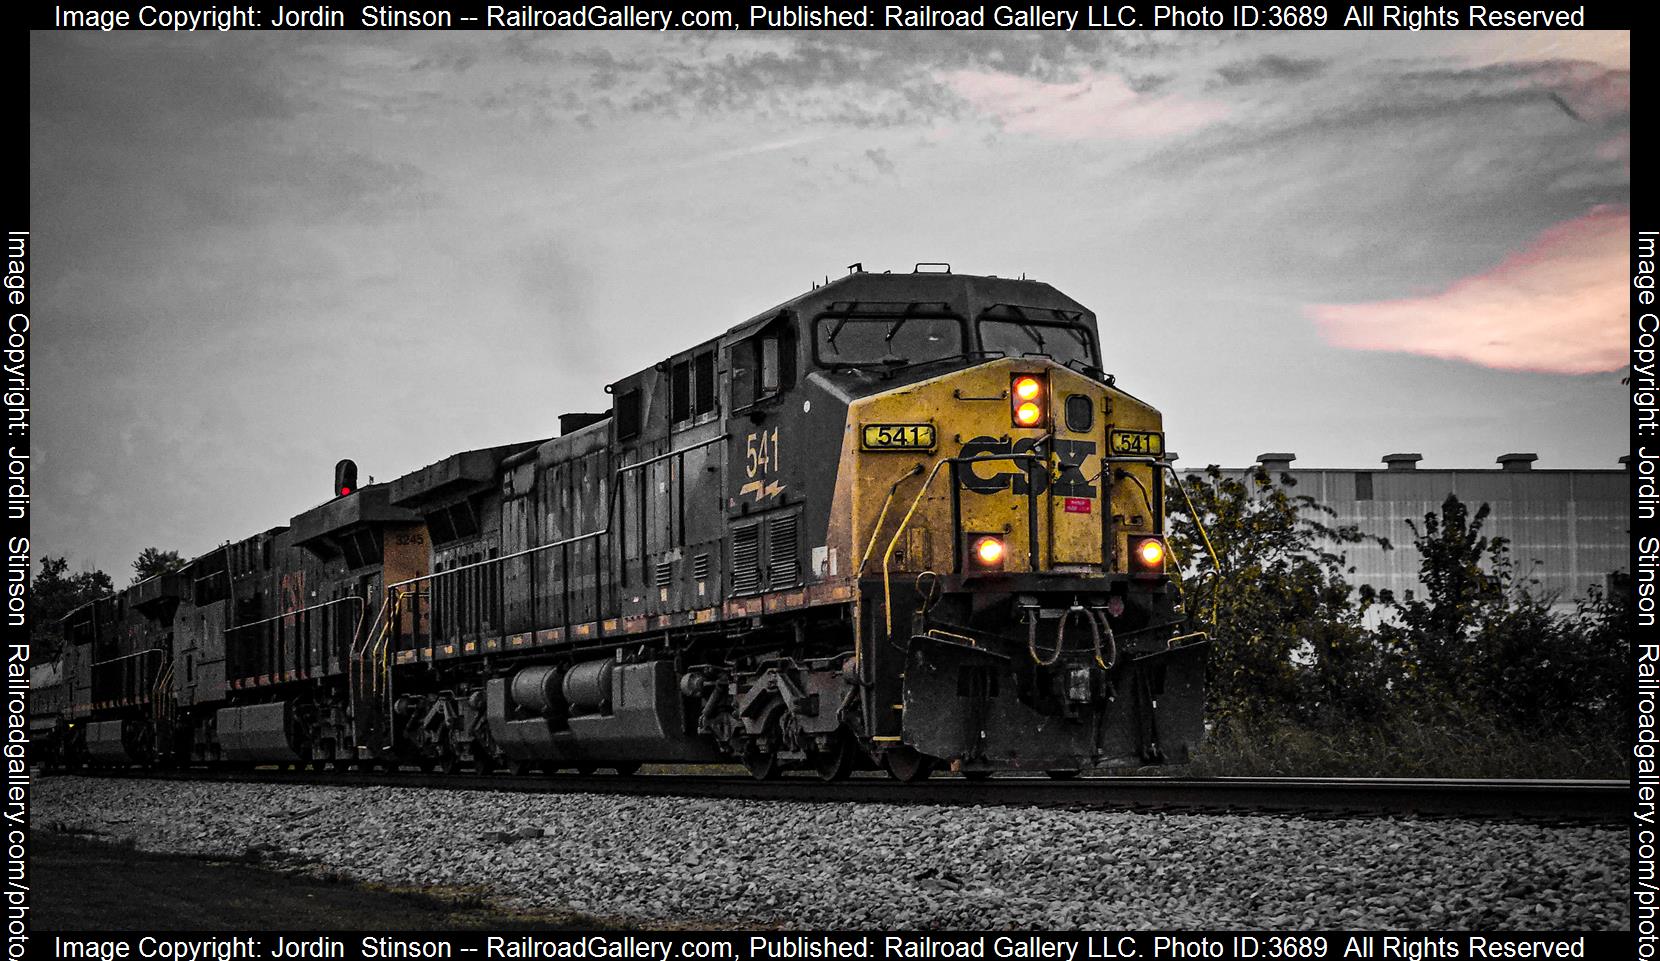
[1306,208,1628,375]
[944,69,1226,141]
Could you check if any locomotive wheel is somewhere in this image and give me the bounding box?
[613,763,641,776]
[883,745,934,783]
[1046,769,1081,781]
[742,745,781,781]
[811,736,854,783]
[576,764,598,776]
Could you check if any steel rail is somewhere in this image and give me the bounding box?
[68,768,1626,823]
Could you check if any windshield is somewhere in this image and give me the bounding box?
[978,320,1098,369]
[814,317,964,367]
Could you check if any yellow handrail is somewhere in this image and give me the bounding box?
[878,451,1049,638]
[1163,465,1221,629]
[880,459,953,637]
[858,463,925,573]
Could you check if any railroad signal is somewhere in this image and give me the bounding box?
[334,459,357,498]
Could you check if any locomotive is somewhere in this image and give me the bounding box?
[38,266,1207,781]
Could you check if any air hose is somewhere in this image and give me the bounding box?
[1028,603,1119,672]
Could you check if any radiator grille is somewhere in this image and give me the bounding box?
[731,526,761,595]
[767,514,800,586]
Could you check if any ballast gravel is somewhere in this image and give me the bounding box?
[36,777,1625,930]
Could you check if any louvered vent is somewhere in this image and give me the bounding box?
[653,562,674,589]
[767,514,800,586]
[731,525,762,595]
[692,553,710,581]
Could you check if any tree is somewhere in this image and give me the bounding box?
[131,547,185,583]
[1164,465,1392,725]
[30,556,114,659]
[1383,495,1626,732]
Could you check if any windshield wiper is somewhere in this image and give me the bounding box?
[879,351,985,377]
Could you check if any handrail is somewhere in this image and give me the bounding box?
[384,434,728,591]
[857,463,925,573]
[90,648,166,668]
[879,451,1046,637]
[225,595,367,634]
[1163,464,1221,629]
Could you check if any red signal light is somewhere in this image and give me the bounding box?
[334,459,358,499]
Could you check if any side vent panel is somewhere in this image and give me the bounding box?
[767,513,799,587]
[731,525,762,596]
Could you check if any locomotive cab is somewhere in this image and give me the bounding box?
[716,268,1206,777]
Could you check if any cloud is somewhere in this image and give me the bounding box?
[1214,54,1326,87]
[944,68,1226,140]
[1306,207,1627,374]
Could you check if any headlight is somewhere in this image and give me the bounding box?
[1131,536,1166,573]
[970,535,1005,570]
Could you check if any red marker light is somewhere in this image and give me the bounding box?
[340,486,352,496]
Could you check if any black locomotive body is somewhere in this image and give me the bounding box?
[44,268,1206,780]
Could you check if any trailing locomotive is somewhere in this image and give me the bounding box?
[39,266,1207,780]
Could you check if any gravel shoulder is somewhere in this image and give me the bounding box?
[33,830,607,931]
[34,775,1628,930]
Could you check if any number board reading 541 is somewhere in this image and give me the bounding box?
[861,423,937,451]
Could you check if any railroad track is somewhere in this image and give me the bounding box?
[73,767,1626,822]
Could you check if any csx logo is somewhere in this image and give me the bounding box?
[958,437,1097,497]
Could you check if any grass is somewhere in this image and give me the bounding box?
[1175,713,1624,779]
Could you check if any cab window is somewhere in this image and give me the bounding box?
[814,316,963,368]
[978,320,1097,369]
[731,319,796,408]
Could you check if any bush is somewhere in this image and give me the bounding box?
[1165,471,1627,776]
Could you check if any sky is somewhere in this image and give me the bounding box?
[29,29,1631,579]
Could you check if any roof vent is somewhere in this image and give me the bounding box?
[1257,452,1296,472]
[1382,453,1423,471]
[1497,453,1538,472]
[559,412,610,436]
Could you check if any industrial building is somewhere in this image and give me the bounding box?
[1202,452,1630,613]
